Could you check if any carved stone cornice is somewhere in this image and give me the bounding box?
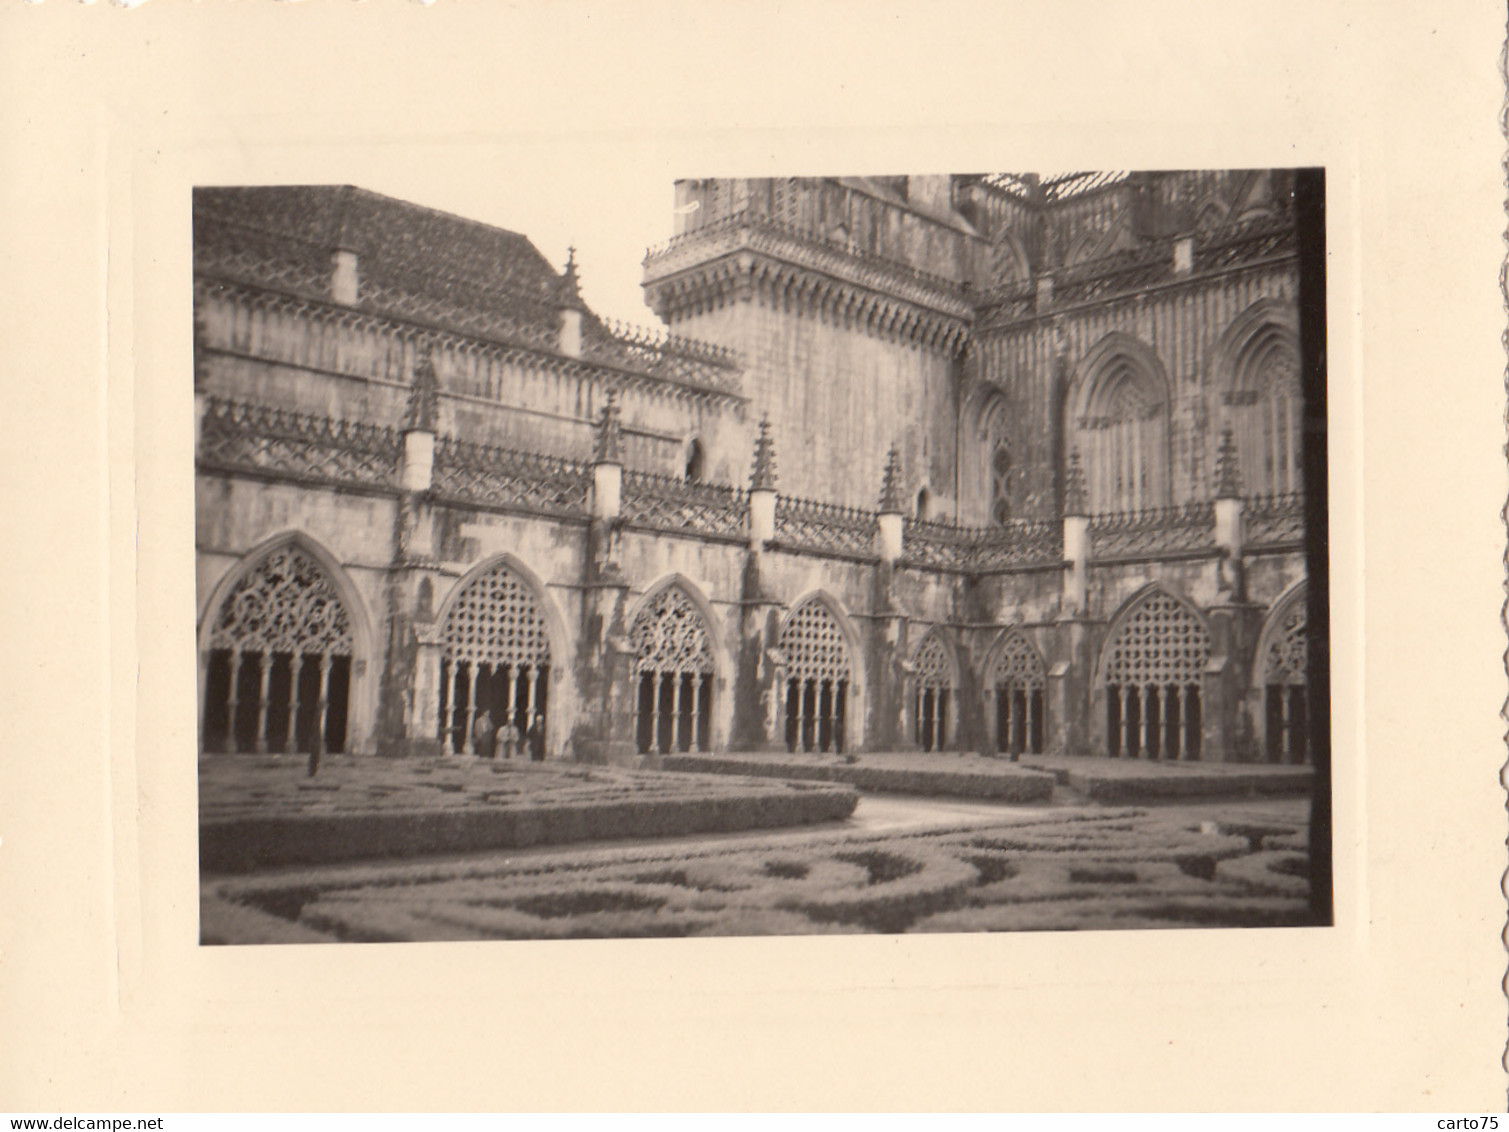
[973,218,1298,335]
[195,276,746,412]
[643,214,973,356]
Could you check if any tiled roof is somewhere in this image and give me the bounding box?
[193,184,564,316]
[193,185,745,398]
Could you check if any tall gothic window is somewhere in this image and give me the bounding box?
[1074,342,1171,515]
[779,598,853,754]
[438,561,552,759]
[201,544,355,755]
[1259,586,1309,764]
[1101,590,1209,761]
[989,631,1046,757]
[910,631,954,753]
[684,439,704,484]
[1228,332,1302,497]
[978,396,1013,528]
[630,586,715,755]
[990,443,1012,526]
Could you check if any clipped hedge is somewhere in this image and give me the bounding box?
[661,754,1055,802]
[204,797,1316,942]
[201,783,857,874]
[1064,766,1315,802]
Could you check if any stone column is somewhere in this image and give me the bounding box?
[733,417,784,751]
[409,634,445,759]
[378,349,445,758]
[570,388,637,765]
[1050,622,1096,757]
[872,444,909,752]
[1213,428,1246,602]
[1062,450,1091,615]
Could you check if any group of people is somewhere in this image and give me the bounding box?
[470,710,545,761]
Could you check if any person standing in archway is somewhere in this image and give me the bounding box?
[472,709,496,760]
[527,713,544,762]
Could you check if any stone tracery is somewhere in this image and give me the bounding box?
[1259,586,1309,764]
[202,545,355,756]
[910,631,954,752]
[1102,590,1209,761]
[989,631,1046,757]
[779,599,853,754]
[438,561,553,758]
[630,586,716,755]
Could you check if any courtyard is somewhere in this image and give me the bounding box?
[200,753,1317,943]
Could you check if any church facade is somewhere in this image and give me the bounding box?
[193,172,1312,767]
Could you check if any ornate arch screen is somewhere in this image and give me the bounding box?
[1102,591,1210,760]
[1082,361,1168,514]
[990,632,1047,757]
[911,632,954,753]
[1260,588,1309,764]
[779,600,853,754]
[631,587,716,755]
[438,562,552,758]
[202,545,355,755]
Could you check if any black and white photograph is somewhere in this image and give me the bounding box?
[193,169,1331,944]
[6,0,1506,1115]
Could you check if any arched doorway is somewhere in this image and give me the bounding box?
[630,585,716,755]
[910,630,955,752]
[437,559,553,759]
[1100,589,1210,760]
[988,630,1046,757]
[1256,584,1309,764]
[200,543,356,755]
[779,598,854,754]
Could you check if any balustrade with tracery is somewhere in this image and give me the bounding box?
[438,562,552,758]
[1260,589,1309,764]
[773,495,879,560]
[201,546,354,755]
[910,632,954,752]
[779,600,853,754]
[990,632,1047,757]
[630,587,716,755]
[1101,591,1210,760]
[197,396,402,491]
[620,469,749,541]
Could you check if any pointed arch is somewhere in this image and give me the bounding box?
[966,386,1015,527]
[1211,299,1302,496]
[983,627,1048,756]
[197,530,375,756]
[1067,333,1173,513]
[432,553,569,759]
[777,590,866,754]
[1065,227,1107,266]
[1097,584,1210,761]
[1252,580,1310,764]
[684,437,705,483]
[908,626,959,753]
[625,574,726,755]
[991,229,1032,285]
[1193,194,1231,236]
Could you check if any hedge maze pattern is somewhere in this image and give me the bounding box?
[204,802,1311,942]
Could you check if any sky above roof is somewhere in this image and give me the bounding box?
[325,162,677,330]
